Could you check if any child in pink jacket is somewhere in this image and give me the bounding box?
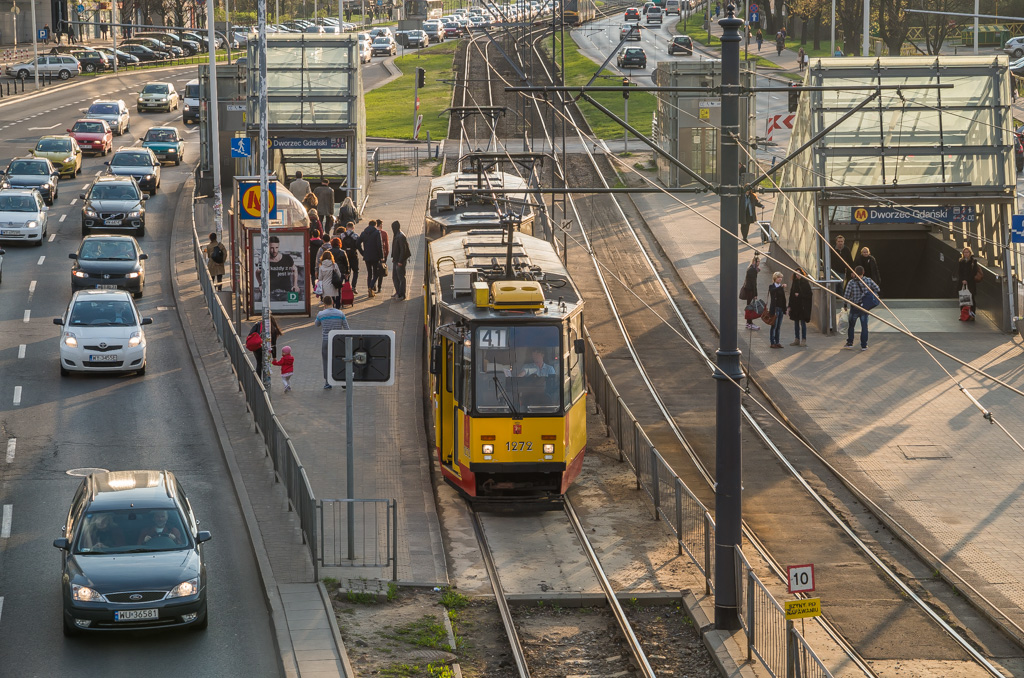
[272,346,295,392]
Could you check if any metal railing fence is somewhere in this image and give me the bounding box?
[583,327,841,678]
[319,498,397,580]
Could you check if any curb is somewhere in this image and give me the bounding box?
[684,591,760,677]
[318,583,357,678]
[168,182,298,678]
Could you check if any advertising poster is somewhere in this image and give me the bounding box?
[248,229,309,315]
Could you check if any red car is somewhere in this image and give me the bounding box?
[67,119,113,156]
[443,22,462,38]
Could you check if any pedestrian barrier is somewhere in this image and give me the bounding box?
[583,328,845,678]
[366,145,434,179]
[319,498,397,580]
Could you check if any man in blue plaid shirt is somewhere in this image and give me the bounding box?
[843,266,881,351]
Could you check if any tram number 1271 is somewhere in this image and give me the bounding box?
[507,441,533,451]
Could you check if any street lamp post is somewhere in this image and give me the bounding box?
[29,0,39,88]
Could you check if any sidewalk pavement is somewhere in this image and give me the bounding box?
[627,173,1024,633]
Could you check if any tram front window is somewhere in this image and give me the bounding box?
[476,326,561,414]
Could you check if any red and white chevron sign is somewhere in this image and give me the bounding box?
[766,114,795,140]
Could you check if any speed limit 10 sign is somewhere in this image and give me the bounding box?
[788,564,815,593]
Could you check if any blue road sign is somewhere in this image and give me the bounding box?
[37,29,46,40]
[1013,215,1024,243]
[750,11,759,22]
[76,4,84,12]
[230,137,252,158]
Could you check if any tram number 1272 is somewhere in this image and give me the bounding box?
[507,441,533,451]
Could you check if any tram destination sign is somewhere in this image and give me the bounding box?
[850,205,976,224]
[270,137,347,150]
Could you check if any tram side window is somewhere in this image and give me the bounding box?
[446,343,454,394]
[568,315,585,404]
[475,325,561,414]
[461,343,472,407]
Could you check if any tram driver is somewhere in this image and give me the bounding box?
[517,349,556,378]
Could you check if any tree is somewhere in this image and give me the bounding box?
[836,0,862,55]
[788,0,826,44]
[876,0,910,56]
[916,0,970,55]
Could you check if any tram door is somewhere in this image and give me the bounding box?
[439,338,459,474]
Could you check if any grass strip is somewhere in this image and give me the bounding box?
[365,42,457,139]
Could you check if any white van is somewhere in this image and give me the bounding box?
[182,78,200,124]
[665,0,681,14]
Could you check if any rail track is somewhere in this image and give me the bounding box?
[443,6,1020,677]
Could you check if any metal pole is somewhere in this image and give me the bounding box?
[227,0,233,63]
[974,0,979,54]
[624,90,628,152]
[830,0,835,55]
[112,0,118,75]
[861,0,869,55]
[345,336,355,559]
[714,3,744,631]
[29,0,40,89]
[259,0,271,388]
[207,0,224,245]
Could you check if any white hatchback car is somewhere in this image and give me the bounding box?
[0,188,48,245]
[54,289,151,376]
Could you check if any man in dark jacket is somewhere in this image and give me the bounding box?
[360,220,384,298]
[313,178,335,220]
[329,237,351,280]
[341,222,362,292]
[390,221,411,300]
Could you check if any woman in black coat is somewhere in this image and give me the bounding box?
[957,246,980,318]
[740,255,761,330]
[788,267,813,346]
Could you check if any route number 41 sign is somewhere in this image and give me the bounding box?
[787,564,815,594]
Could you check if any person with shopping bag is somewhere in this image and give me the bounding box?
[957,246,981,320]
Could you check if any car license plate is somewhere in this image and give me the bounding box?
[89,354,120,361]
[1,229,20,235]
[104,219,123,225]
[115,609,159,621]
[96,284,119,289]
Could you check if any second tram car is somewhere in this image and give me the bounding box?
[425,226,586,503]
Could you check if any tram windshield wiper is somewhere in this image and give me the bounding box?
[492,373,519,416]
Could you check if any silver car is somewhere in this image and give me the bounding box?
[6,55,81,80]
[86,100,131,136]
[0,189,48,246]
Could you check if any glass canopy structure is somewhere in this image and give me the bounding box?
[771,56,1017,330]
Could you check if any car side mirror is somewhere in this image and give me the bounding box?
[139,253,149,260]
[141,317,153,325]
[196,530,212,543]
[53,538,70,550]
[66,129,71,133]
[53,317,63,325]
[0,248,5,255]
[68,253,78,259]
[141,194,149,200]
[79,193,86,200]
[104,161,110,166]
[574,338,585,354]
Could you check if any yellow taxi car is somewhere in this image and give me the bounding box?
[31,135,83,179]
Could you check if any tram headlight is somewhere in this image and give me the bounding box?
[543,444,554,454]
[481,444,494,455]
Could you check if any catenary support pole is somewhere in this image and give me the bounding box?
[259,0,271,388]
[714,3,744,631]
[862,0,869,55]
[346,336,355,559]
[206,0,223,244]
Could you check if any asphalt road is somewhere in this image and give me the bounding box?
[0,67,279,676]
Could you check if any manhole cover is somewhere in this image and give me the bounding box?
[898,445,950,460]
[66,467,109,477]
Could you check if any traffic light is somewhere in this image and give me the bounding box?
[416,67,426,89]
[622,77,630,100]
[788,83,799,113]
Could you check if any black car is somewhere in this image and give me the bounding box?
[0,157,60,205]
[136,32,198,56]
[180,31,210,51]
[70,49,110,74]
[53,470,210,635]
[125,38,179,58]
[81,175,148,237]
[617,46,647,69]
[96,47,140,66]
[669,34,693,55]
[106,148,161,195]
[121,44,166,62]
[70,234,148,296]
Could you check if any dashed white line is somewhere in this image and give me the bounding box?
[22,310,30,323]
[0,597,4,625]
[18,344,25,359]
[37,256,45,265]
[48,233,56,242]
[27,281,36,300]
[95,170,103,176]
[5,439,14,463]
[1,505,11,539]
[59,214,67,223]
[13,386,22,406]
[69,199,77,206]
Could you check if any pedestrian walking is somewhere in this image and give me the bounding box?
[390,220,411,300]
[375,220,389,294]
[767,272,787,348]
[315,296,350,389]
[301,191,318,216]
[788,267,812,346]
[43,24,51,44]
[248,315,282,376]
[101,22,109,39]
[833,234,854,286]
[329,237,350,283]
[341,222,363,293]
[843,266,880,351]
[775,30,785,56]
[853,246,881,292]
[756,29,763,51]
[271,346,295,392]
[360,220,384,298]
[313,178,335,219]
[740,188,764,242]
[205,232,227,291]
[338,196,359,224]
[67,21,78,44]
[739,254,761,330]
[289,170,311,199]
[797,47,805,71]
[318,251,344,309]
[714,2,720,17]
[309,230,324,288]
[957,246,981,319]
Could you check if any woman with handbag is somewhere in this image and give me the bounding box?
[787,267,812,346]
[767,272,787,348]
[318,252,343,309]
[958,246,981,319]
[739,254,761,330]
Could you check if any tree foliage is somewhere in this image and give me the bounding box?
[876,0,910,55]
[915,0,970,55]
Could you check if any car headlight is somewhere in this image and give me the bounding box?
[167,578,199,599]
[72,584,106,602]
[84,207,97,217]
[26,220,37,230]
[128,330,143,347]
[0,182,9,189]
[184,104,191,111]
[64,156,75,163]
[144,174,154,180]
[72,271,88,279]
[127,210,141,218]
[63,332,78,347]
[126,271,140,279]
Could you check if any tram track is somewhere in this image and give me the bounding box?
[441,10,1024,677]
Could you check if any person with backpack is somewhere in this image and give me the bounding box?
[247,315,282,376]
[341,222,363,293]
[843,265,880,351]
[206,232,227,291]
[318,251,344,309]
[360,220,384,298]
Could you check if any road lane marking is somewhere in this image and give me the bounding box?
[22,310,30,323]
[49,233,56,242]
[1,505,11,538]
[0,597,4,624]
[6,439,14,463]
[13,386,21,406]
[28,123,61,130]
[18,344,25,359]
[37,256,44,265]
[28,281,35,301]
[59,214,67,223]
[70,199,77,206]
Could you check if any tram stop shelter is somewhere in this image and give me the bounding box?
[768,56,1019,333]
[243,34,368,212]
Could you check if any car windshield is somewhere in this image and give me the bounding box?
[145,129,177,142]
[185,84,199,98]
[36,139,72,153]
[112,152,152,167]
[68,299,137,326]
[88,103,119,115]
[73,121,105,133]
[142,84,169,94]
[73,509,191,554]
[475,325,562,414]
[373,38,389,44]
[79,240,137,261]
[0,195,38,212]
[91,184,140,200]
[8,161,47,176]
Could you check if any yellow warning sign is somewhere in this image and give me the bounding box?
[853,208,868,223]
[784,598,821,620]
[699,108,710,120]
